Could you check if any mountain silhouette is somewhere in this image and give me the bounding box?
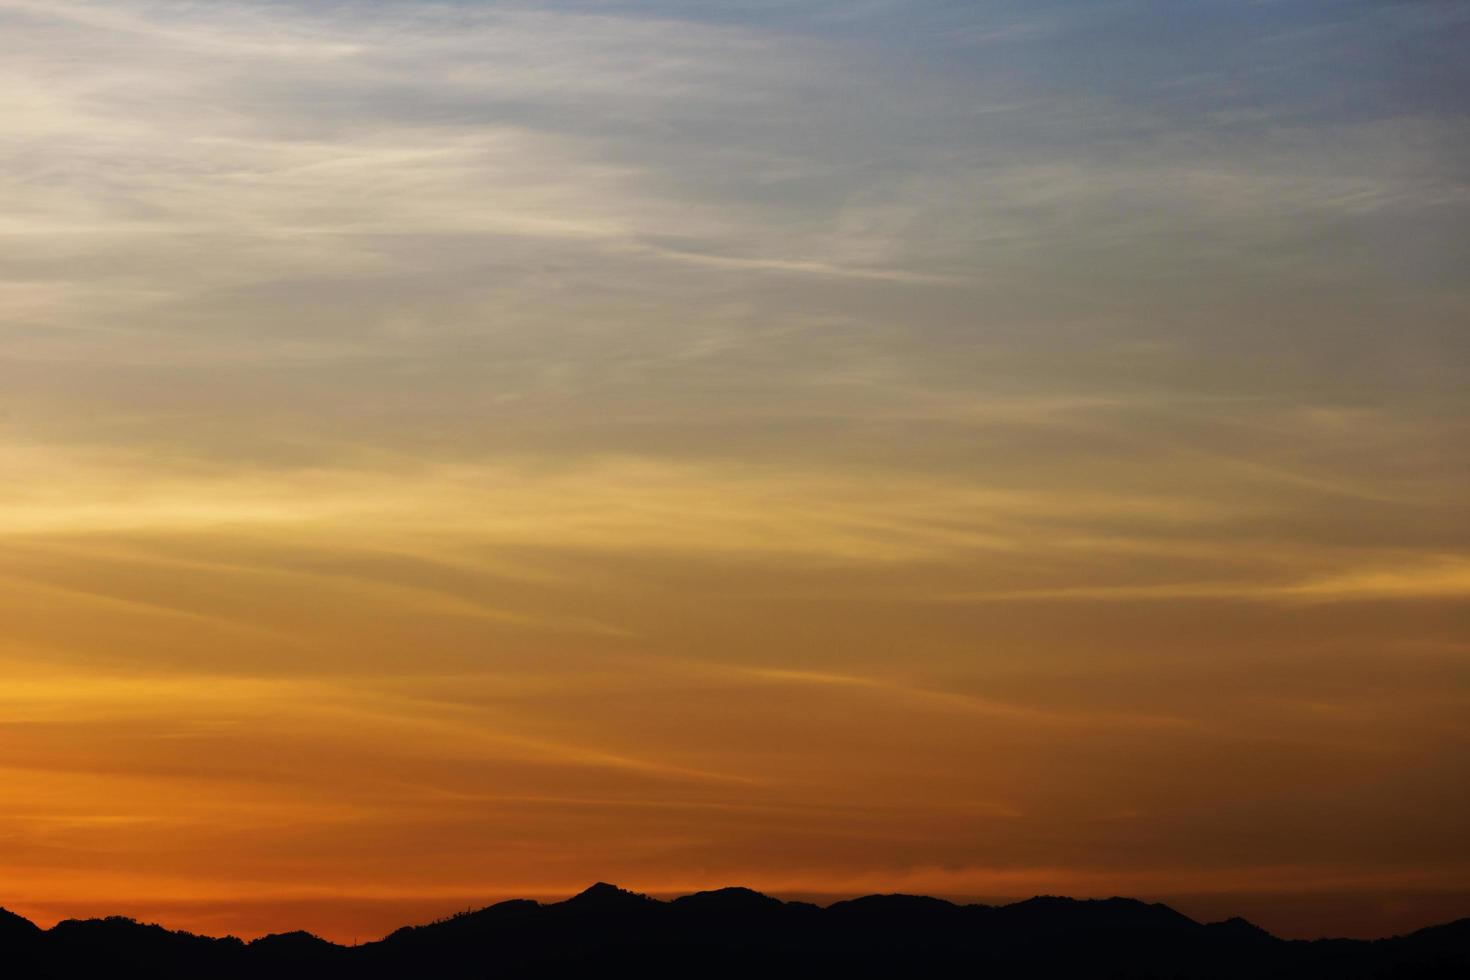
[563,881,656,909]
[2,885,1467,978]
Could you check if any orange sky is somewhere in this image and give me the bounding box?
[2,0,1468,943]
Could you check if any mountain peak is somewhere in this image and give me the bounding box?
[250,930,333,949]
[674,886,784,911]
[1207,916,1276,941]
[0,906,41,935]
[565,882,652,907]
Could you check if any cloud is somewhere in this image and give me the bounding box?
[0,0,950,312]
[734,666,1191,730]
[937,557,1470,605]
[0,443,1252,560]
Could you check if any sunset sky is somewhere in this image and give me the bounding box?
[2,0,1468,943]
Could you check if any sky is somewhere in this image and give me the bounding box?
[1,0,1468,943]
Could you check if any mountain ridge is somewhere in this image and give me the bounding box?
[2,886,1467,978]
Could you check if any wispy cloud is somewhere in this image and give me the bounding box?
[937,556,1470,605]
